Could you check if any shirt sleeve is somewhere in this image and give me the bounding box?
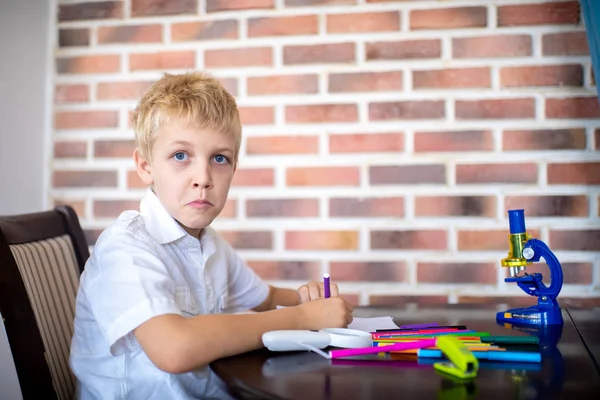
[213,234,269,312]
[83,226,182,356]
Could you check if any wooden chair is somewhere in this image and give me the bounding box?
[0,205,89,400]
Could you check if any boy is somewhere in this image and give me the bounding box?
[70,71,353,399]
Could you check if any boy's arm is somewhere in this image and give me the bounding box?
[134,296,352,374]
[251,286,300,312]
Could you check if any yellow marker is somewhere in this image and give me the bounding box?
[433,336,479,380]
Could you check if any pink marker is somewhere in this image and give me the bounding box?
[329,338,437,359]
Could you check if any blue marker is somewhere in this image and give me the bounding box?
[418,349,541,363]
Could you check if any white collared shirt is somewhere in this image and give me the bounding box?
[70,189,269,399]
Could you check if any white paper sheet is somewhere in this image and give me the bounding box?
[347,316,399,332]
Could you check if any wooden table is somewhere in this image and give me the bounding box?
[210,304,600,400]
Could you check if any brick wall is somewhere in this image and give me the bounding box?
[53,0,600,307]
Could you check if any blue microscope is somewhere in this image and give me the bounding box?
[496,209,564,326]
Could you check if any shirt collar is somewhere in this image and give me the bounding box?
[139,188,188,244]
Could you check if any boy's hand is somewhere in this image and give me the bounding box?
[296,297,353,330]
[297,280,339,303]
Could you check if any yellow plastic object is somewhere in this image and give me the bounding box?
[433,336,479,380]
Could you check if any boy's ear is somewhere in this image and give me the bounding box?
[134,148,154,186]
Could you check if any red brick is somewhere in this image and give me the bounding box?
[453,35,532,58]
[219,78,238,96]
[285,104,358,123]
[366,39,441,60]
[127,170,146,189]
[93,200,140,218]
[248,15,318,37]
[287,167,359,186]
[220,231,272,249]
[369,100,445,120]
[330,261,406,282]
[56,55,120,74]
[97,81,154,100]
[457,230,534,252]
[53,199,86,219]
[232,168,274,187]
[502,128,586,151]
[546,97,600,119]
[284,43,355,65]
[286,0,355,6]
[285,230,359,250]
[457,229,541,251]
[247,260,320,281]
[218,199,237,218]
[498,1,580,27]
[410,7,486,30]
[54,111,119,129]
[131,0,197,16]
[549,230,600,251]
[414,130,493,152]
[207,0,274,12]
[370,165,446,185]
[246,199,319,217]
[371,230,447,250]
[59,1,123,21]
[456,98,535,119]
[98,24,162,44]
[328,71,402,93]
[247,136,319,155]
[547,162,600,185]
[500,64,583,88]
[247,74,318,95]
[94,140,136,158]
[171,20,238,41]
[129,51,195,71]
[54,141,87,158]
[505,195,588,217]
[205,47,272,68]
[329,197,404,217]
[327,11,400,33]
[53,171,118,188]
[55,84,90,103]
[542,32,589,55]
[456,163,537,184]
[413,67,490,89]
[418,262,496,284]
[415,196,496,217]
[238,106,274,125]
[329,132,403,153]
[59,28,90,47]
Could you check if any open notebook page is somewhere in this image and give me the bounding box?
[275,306,399,332]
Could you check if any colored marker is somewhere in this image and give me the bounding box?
[481,336,539,344]
[323,273,331,298]
[400,323,439,329]
[329,338,437,359]
[377,325,467,332]
[418,349,541,363]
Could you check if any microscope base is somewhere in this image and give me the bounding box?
[496,305,563,326]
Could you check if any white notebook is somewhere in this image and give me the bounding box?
[348,316,399,332]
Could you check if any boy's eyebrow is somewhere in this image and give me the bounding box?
[167,140,234,153]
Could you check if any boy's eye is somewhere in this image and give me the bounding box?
[213,154,229,164]
[173,152,188,161]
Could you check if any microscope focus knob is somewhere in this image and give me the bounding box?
[523,247,535,260]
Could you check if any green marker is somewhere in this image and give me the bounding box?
[481,336,539,344]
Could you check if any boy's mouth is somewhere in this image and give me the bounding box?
[188,199,213,208]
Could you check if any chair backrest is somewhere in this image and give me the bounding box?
[0,206,89,400]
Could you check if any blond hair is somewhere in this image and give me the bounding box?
[132,71,241,164]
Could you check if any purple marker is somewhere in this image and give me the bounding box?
[401,323,439,329]
[323,273,331,298]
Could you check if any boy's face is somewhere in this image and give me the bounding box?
[135,119,236,237]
